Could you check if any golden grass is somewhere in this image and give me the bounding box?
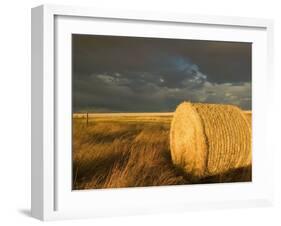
[73,110,251,190]
[72,116,189,189]
[170,102,251,179]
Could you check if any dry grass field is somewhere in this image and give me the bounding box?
[72,110,252,190]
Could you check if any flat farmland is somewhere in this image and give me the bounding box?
[72,111,251,190]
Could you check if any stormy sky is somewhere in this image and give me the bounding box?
[72,34,251,113]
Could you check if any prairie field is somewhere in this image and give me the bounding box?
[72,111,251,190]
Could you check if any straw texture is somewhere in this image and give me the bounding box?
[170,102,251,178]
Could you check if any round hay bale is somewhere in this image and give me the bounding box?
[244,111,252,126]
[170,102,251,178]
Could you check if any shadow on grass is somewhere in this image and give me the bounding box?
[179,165,252,185]
[198,165,252,184]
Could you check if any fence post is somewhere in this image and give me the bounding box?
[86,112,89,126]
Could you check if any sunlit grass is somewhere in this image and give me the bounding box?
[72,113,251,190]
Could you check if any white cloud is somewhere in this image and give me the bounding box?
[96,74,116,83]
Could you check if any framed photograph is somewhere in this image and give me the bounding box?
[31,4,274,221]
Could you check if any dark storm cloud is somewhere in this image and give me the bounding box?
[72,34,252,112]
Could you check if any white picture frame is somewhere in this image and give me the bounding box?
[31,4,274,221]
